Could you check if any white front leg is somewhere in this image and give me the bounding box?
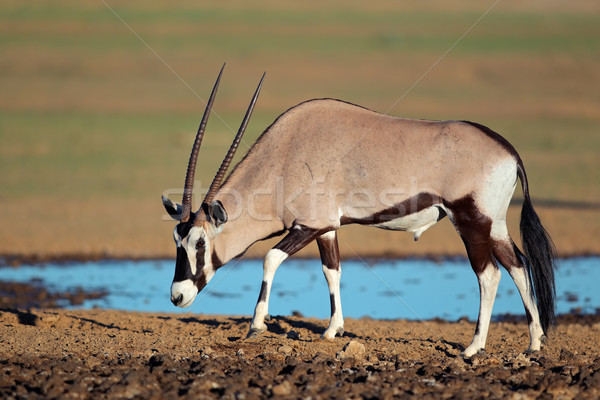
[248,249,288,337]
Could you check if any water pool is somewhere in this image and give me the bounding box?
[1,257,598,321]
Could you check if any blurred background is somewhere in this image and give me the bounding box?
[1,0,598,260]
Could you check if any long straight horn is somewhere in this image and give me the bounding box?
[180,64,225,222]
[203,72,265,205]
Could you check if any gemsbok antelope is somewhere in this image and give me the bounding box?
[162,66,556,357]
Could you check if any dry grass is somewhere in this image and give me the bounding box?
[0,1,598,260]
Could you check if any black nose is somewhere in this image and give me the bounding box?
[172,294,183,306]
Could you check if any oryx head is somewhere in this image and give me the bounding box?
[162,65,264,308]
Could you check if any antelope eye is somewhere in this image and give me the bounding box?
[196,239,205,248]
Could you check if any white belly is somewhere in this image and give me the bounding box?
[372,205,443,241]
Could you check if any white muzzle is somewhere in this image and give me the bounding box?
[170,280,198,308]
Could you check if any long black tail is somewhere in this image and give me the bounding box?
[517,160,557,334]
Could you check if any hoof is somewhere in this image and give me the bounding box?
[461,348,485,359]
[526,335,545,354]
[320,333,336,342]
[321,327,344,341]
[246,326,267,340]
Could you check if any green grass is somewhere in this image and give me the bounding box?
[3,4,598,55]
[0,109,273,199]
[0,0,598,257]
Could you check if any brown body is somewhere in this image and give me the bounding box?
[215,99,515,262]
[163,74,556,357]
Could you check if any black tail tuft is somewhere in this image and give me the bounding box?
[517,161,557,334]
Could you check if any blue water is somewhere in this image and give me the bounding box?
[1,257,598,321]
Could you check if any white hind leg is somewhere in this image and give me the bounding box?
[491,222,545,353]
[316,231,344,340]
[322,265,344,339]
[446,196,501,357]
[507,264,545,352]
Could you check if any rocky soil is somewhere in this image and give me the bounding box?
[1,306,599,399]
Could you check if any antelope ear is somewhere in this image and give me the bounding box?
[162,195,183,221]
[208,200,228,227]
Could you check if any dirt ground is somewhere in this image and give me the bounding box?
[1,302,599,399]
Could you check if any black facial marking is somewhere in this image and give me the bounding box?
[175,216,195,240]
[172,214,208,288]
[173,247,194,282]
[195,241,206,269]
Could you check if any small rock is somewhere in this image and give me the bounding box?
[566,324,577,336]
[236,349,245,357]
[196,380,220,391]
[278,345,293,356]
[148,354,164,368]
[339,340,366,360]
[272,380,293,396]
[41,314,59,323]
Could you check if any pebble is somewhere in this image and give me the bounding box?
[339,340,366,360]
[272,381,293,396]
[278,345,293,356]
[148,354,164,368]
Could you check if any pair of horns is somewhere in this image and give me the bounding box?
[180,64,265,223]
